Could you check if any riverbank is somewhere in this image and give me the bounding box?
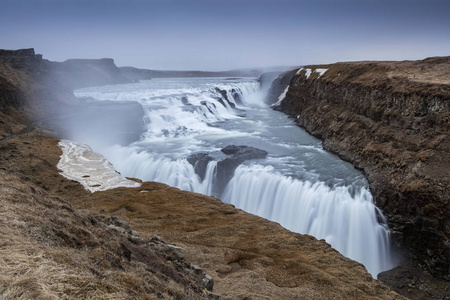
[273,57,449,298]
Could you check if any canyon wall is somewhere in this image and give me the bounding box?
[43,58,132,89]
[273,58,449,281]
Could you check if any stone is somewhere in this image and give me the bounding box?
[187,153,214,181]
[181,96,190,105]
[111,216,131,233]
[215,145,268,195]
[201,273,214,291]
[191,264,203,274]
[166,244,185,259]
[107,224,127,234]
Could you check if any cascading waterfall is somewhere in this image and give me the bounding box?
[223,164,394,275]
[74,77,397,277]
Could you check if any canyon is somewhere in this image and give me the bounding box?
[1,48,448,299]
[271,58,449,298]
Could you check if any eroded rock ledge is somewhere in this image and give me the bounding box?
[273,57,449,295]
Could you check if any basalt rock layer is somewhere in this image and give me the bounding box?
[275,57,450,294]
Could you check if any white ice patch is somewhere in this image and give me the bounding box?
[57,140,141,192]
[304,68,312,79]
[315,68,328,78]
[295,67,304,75]
[271,85,290,107]
[296,68,328,79]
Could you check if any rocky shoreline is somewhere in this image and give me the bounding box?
[271,57,449,299]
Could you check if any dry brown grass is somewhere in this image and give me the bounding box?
[304,56,450,96]
[0,170,207,300]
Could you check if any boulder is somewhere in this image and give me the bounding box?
[187,153,214,181]
[215,145,268,195]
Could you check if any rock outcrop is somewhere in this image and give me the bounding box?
[0,49,43,111]
[0,75,23,111]
[274,57,449,295]
[263,69,297,105]
[188,145,268,195]
[42,58,132,90]
[0,48,42,71]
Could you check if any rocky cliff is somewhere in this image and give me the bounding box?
[43,58,132,89]
[262,69,297,105]
[0,48,404,299]
[273,57,449,297]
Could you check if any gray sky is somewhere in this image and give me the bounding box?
[1,0,449,70]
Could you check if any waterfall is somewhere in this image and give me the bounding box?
[74,77,397,277]
[222,164,395,276]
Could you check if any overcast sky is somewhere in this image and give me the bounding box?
[1,0,449,70]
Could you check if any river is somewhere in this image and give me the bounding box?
[73,77,397,277]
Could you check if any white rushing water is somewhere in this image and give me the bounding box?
[74,77,397,277]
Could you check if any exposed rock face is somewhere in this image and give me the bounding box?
[0,49,45,112]
[378,265,450,299]
[264,69,297,105]
[216,145,268,193]
[0,49,79,121]
[0,48,42,70]
[43,58,132,89]
[188,145,268,195]
[0,75,23,111]
[275,58,450,283]
[187,153,214,181]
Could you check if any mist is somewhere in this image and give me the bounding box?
[2,0,449,71]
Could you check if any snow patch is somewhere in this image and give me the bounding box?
[296,68,328,79]
[271,85,290,107]
[315,68,328,78]
[304,69,312,79]
[57,140,141,192]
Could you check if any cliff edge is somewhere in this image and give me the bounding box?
[274,57,449,297]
